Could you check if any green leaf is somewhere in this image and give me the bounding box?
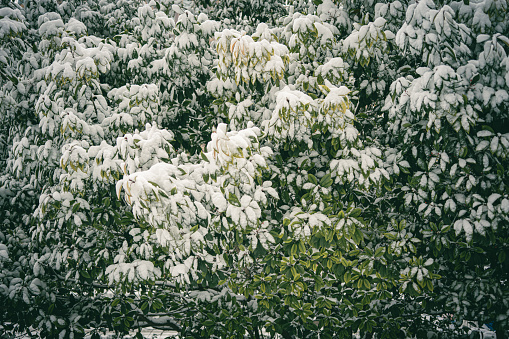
[200,152,209,162]
[398,220,407,230]
[298,240,306,253]
[290,266,300,280]
[471,74,479,84]
[482,125,495,134]
[320,173,333,188]
[374,247,385,258]
[291,244,298,257]
[228,192,240,206]
[462,94,468,105]
[363,279,370,289]
[350,208,362,217]
[111,298,121,307]
[308,173,318,185]
[353,229,364,245]
[499,251,506,263]
[80,270,91,279]
[460,147,468,158]
[384,232,397,240]
[72,203,80,213]
[344,271,351,284]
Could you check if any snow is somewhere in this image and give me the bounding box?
[39,19,64,37]
[65,18,87,36]
[454,219,474,240]
[293,17,314,33]
[0,15,26,39]
[0,243,8,260]
[105,260,161,285]
[314,22,334,45]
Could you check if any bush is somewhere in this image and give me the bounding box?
[0,0,508,338]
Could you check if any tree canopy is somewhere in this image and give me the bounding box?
[0,0,508,338]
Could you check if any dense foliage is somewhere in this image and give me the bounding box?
[0,0,508,338]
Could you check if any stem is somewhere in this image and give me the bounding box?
[254,325,261,339]
[495,322,507,339]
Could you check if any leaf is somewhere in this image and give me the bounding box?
[471,73,480,84]
[490,136,499,153]
[320,173,332,187]
[363,279,370,289]
[317,73,324,85]
[344,271,351,283]
[476,140,489,151]
[399,220,407,230]
[499,251,506,263]
[228,192,240,206]
[308,173,318,185]
[350,208,362,217]
[353,229,364,244]
[72,203,80,213]
[427,280,434,292]
[291,266,298,279]
[384,232,397,240]
[200,152,209,162]
[203,320,214,327]
[291,244,298,257]
[478,130,493,137]
[80,270,91,279]
[298,240,306,253]
[374,247,385,258]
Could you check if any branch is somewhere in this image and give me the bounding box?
[146,308,190,317]
[153,280,177,287]
[53,271,110,289]
[138,315,182,332]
